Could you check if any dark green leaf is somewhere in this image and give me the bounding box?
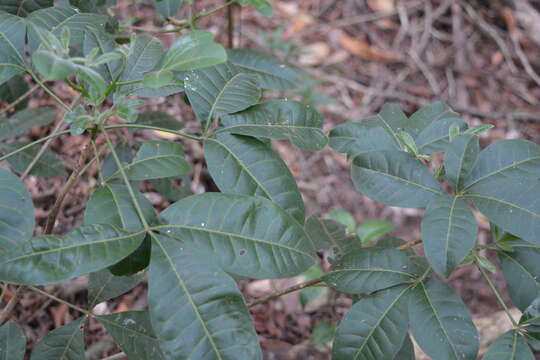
[0,12,27,84]
[143,70,174,89]
[154,0,182,17]
[0,0,52,17]
[0,321,25,360]
[357,220,395,244]
[30,318,84,360]
[416,118,467,154]
[0,224,145,285]
[83,30,122,83]
[134,111,183,131]
[329,122,400,158]
[160,193,315,278]
[444,135,479,190]
[88,269,144,307]
[0,75,29,110]
[220,100,327,151]
[101,143,133,180]
[163,30,227,72]
[98,311,165,360]
[108,236,151,276]
[119,34,164,93]
[237,0,272,16]
[227,48,300,90]
[393,335,415,360]
[149,235,262,359]
[76,65,107,101]
[311,322,335,345]
[483,330,534,360]
[205,133,305,223]
[332,285,411,360]
[500,240,540,311]
[108,141,191,181]
[0,168,34,253]
[323,248,416,294]
[304,216,360,260]
[369,103,408,147]
[409,280,479,360]
[463,140,540,190]
[407,102,459,138]
[0,106,56,141]
[465,178,540,245]
[421,195,477,277]
[68,0,117,13]
[3,142,66,178]
[351,150,442,208]
[149,175,191,202]
[184,62,261,128]
[27,5,108,46]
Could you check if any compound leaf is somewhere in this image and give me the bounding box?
[332,285,411,360]
[351,150,442,208]
[421,195,477,277]
[149,235,262,359]
[30,318,84,360]
[160,193,315,278]
[323,248,416,294]
[220,100,327,151]
[0,321,25,360]
[0,224,145,285]
[205,133,305,223]
[409,280,479,360]
[227,48,300,90]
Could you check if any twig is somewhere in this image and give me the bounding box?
[248,278,323,308]
[511,31,540,87]
[397,238,422,250]
[0,286,23,324]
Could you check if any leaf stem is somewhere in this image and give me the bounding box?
[0,130,71,161]
[248,278,324,308]
[475,260,518,327]
[397,238,422,250]
[29,71,72,112]
[115,79,143,87]
[27,286,89,316]
[104,124,203,141]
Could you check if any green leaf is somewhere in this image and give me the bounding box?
[134,111,183,131]
[444,135,479,190]
[0,321,25,360]
[323,248,416,294]
[0,12,27,84]
[108,236,151,276]
[462,124,494,136]
[184,62,261,128]
[0,224,145,285]
[160,193,315,278]
[85,184,156,232]
[0,0,53,17]
[0,168,34,253]
[476,255,497,274]
[351,150,442,208]
[220,100,327,151]
[299,264,325,308]
[329,122,400,158]
[32,50,77,80]
[149,175,191,202]
[98,311,165,360]
[328,209,356,233]
[163,30,227,72]
[27,5,108,46]
[3,142,66,178]
[521,297,540,325]
[393,335,415,360]
[304,216,360,259]
[357,220,395,244]
[465,178,540,245]
[407,102,459,138]
[76,65,107,102]
[500,240,540,311]
[88,269,144,307]
[101,143,133,181]
[0,106,56,141]
[409,280,479,360]
[237,0,272,16]
[83,30,122,83]
[398,130,419,155]
[311,322,335,345]
[421,195,477,277]
[227,48,300,90]
[332,285,411,360]
[119,34,164,93]
[143,70,174,89]
[483,330,534,360]
[108,141,191,181]
[30,318,84,360]
[149,236,262,359]
[416,118,467,154]
[463,140,540,190]
[205,133,305,223]
[369,103,408,147]
[154,0,182,17]
[68,0,117,14]
[0,75,29,110]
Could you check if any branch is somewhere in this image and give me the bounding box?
[248,278,324,308]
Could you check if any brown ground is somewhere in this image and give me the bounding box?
[2,0,540,358]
